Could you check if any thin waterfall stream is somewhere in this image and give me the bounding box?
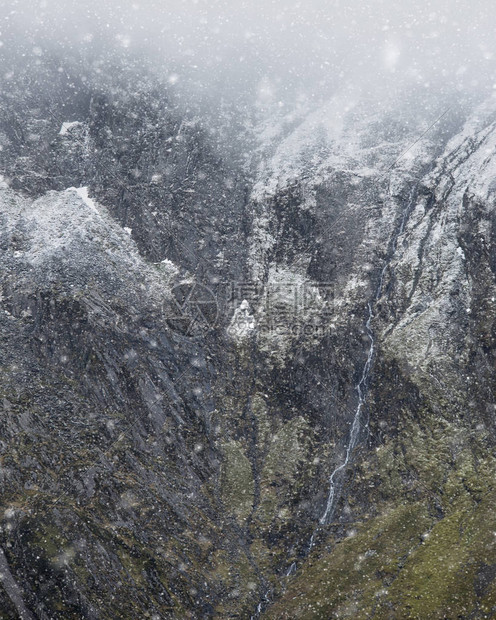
[256,184,418,612]
[309,183,417,549]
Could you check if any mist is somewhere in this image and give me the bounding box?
[3,0,496,110]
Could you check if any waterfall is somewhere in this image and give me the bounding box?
[310,184,417,543]
[256,184,417,615]
[316,300,375,529]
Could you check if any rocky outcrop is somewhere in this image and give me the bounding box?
[265,100,496,618]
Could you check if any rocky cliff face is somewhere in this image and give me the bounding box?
[1,51,496,619]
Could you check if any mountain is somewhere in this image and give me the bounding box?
[1,51,496,619]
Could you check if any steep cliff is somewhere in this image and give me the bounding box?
[264,99,496,618]
[1,50,496,619]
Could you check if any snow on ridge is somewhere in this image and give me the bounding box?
[428,97,496,202]
[0,187,180,307]
[66,186,99,214]
[250,91,431,202]
[1,187,137,272]
[59,121,83,136]
[250,86,476,208]
[251,96,354,200]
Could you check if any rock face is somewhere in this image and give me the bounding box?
[1,50,496,618]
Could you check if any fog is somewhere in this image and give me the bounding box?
[3,0,496,108]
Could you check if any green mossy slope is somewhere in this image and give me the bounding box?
[266,418,496,619]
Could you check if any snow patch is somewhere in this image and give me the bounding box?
[227,299,256,341]
[154,257,180,280]
[66,186,99,214]
[59,121,83,136]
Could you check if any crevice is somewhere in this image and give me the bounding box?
[0,547,34,620]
